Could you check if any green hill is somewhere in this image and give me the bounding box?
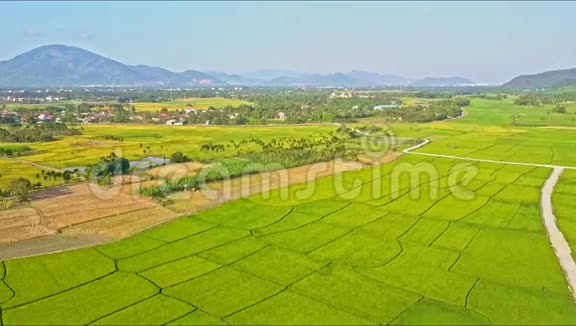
[503,68,576,90]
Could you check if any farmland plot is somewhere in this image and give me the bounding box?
[13,124,335,169]
[1,155,575,325]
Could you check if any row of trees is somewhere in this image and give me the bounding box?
[3,89,476,127]
[0,123,81,143]
[375,98,467,123]
[513,94,574,107]
[140,128,357,199]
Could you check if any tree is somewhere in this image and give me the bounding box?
[8,178,32,202]
[514,95,539,106]
[170,151,190,163]
[110,157,130,175]
[86,153,131,183]
[552,105,566,114]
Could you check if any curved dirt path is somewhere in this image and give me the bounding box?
[406,139,576,300]
[541,168,576,300]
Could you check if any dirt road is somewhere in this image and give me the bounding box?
[541,168,576,300]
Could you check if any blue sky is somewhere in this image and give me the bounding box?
[1,1,575,84]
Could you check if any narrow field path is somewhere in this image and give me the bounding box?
[542,168,576,300]
[404,139,576,170]
[406,139,576,300]
[3,157,63,173]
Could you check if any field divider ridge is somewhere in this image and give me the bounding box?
[404,138,576,170]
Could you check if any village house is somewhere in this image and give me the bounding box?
[329,91,354,99]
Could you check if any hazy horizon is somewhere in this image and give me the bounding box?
[1,1,575,84]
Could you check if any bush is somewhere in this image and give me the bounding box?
[0,145,31,157]
[452,96,471,107]
[0,198,14,209]
[552,106,566,114]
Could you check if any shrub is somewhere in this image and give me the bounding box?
[0,145,31,157]
[0,198,14,209]
[453,96,471,107]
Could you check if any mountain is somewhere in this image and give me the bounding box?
[0,45,477,88]
[345,71,409,86]
[413,76,475,87]
[268,73,365,87]
[206,71,260,86]
[0,45,224,87]
[555,84,576,93]
[503,68,576,90]
[263,73,473,87]
[250,70,409,87]
[243,69,305,81]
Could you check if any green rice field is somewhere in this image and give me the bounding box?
[1,154,576,324]
[129,98,252,112]
[453,98,576,127]
[1,98,576,324]
[552,168,576,260]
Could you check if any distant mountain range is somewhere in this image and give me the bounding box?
[503,68,576,90]
[0,45,222,87]
[0,45,478,88]
[211,70,475,87]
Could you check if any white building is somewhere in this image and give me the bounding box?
[373,104,401,111]
[166,119,185,126]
